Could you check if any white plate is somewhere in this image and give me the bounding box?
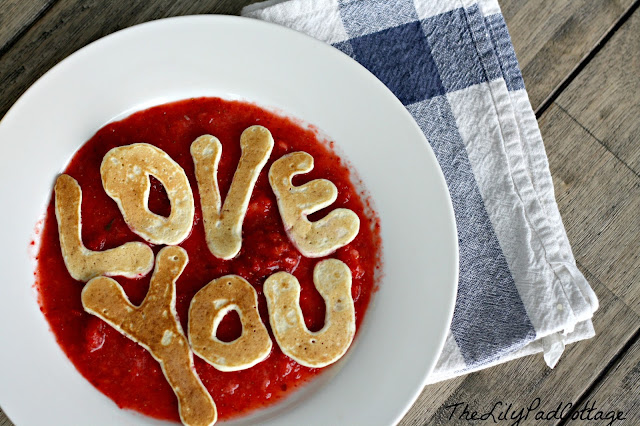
[0,15,458,426]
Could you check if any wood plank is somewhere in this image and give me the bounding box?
[0,407,11,426]
[545,12,640,315]
[500,0,635,111]
[550,106,640,315]
[549,13,640,421]
[557,9,640,175]
[0,0,54,54]
[397,377,467,426]
[400,104,640,425]
[0,0,261,119]
[566,335,640,424]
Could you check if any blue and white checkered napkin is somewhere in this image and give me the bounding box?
[242,0,599,382]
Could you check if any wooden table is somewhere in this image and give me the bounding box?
[1,0,638,424]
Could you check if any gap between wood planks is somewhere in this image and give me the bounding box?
[554,103,640,181]
[0,0,58,59]
[556,260,640,425]
[535,0,640,119]
[557,328,640,424]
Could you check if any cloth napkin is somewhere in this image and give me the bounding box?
[242,0,599,382]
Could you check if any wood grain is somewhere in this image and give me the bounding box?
[0,0,261,119]
[400,104,640,425]
[544,9,640,421]
[0,407,10,426]
[544,106,640,316]
[500,0,635,111]
[570,336,640,424]
[557,9,640,176]
[0,0,54,54]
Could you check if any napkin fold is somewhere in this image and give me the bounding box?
[242,0,598,382]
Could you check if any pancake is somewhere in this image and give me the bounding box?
[191,126,273,259]
[189,275,272,372]
[54,174,154,282]
[100,143,194,245]
[81,246,217,426]
[264,259,355,368]
[268,152,360,257]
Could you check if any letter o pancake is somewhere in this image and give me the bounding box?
[189,275,272,372]
[101,143,194,245]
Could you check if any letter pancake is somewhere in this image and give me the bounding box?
[101,143,195,245]
[54,174,154,282]
[189,275,272,371]
[81,247,216,426]
[191,126,273,259]
[269,152,360,257]
[264,259,356,368]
